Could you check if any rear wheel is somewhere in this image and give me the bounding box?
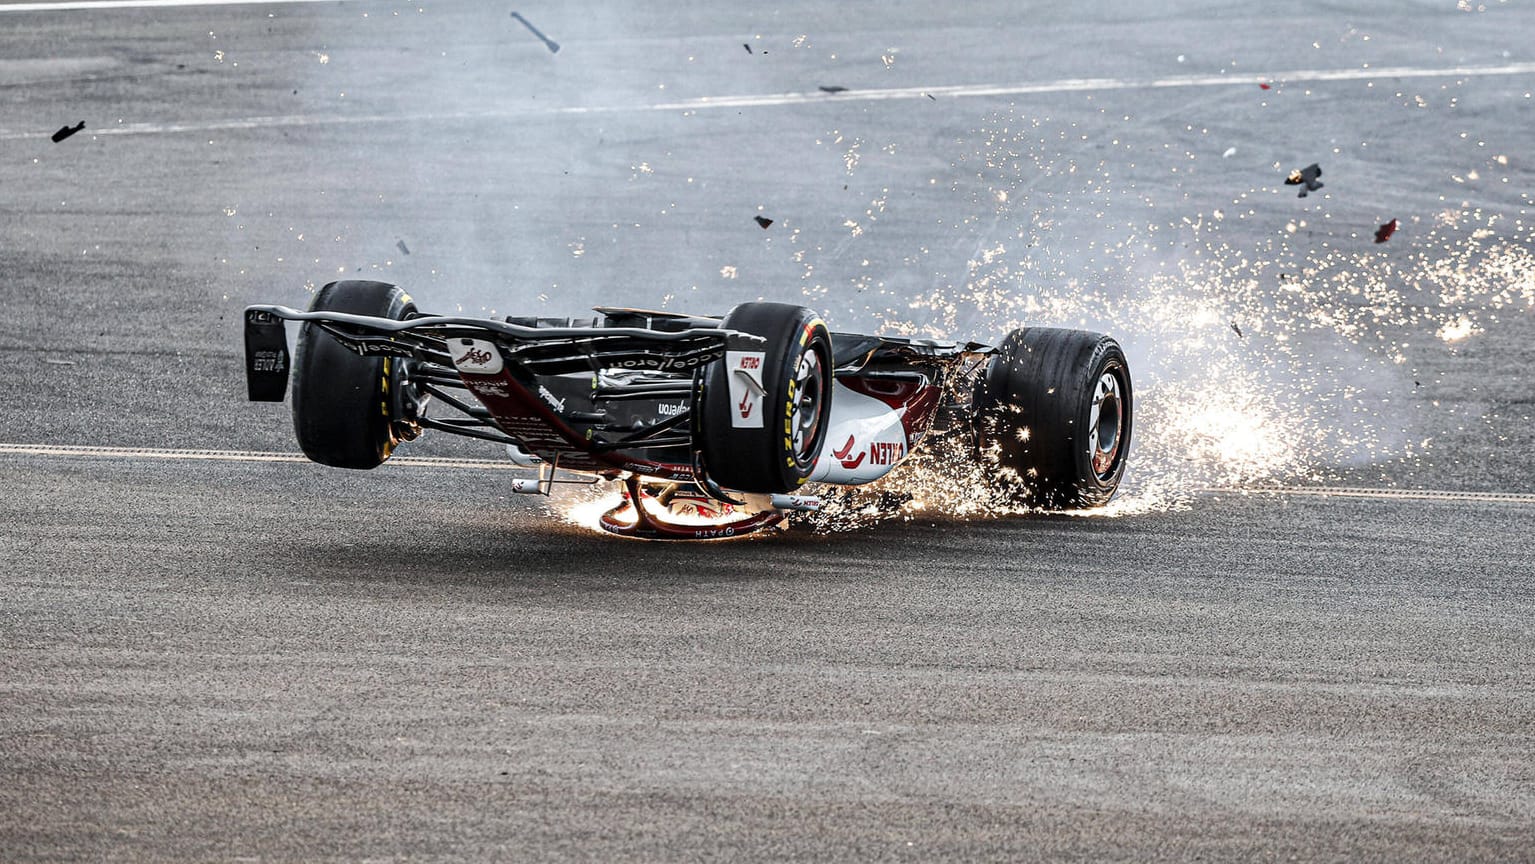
[291,280,417,469]
[971,327,1132,508]
[697,303,833,494]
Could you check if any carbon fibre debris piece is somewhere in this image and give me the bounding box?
[754,216,773,229]
[1285,163,1323,197]
[51,121,84,143]
[1374,219,1399,244]
[510,11,559,54]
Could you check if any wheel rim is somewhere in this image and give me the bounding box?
[1088,368,1124,479]
[790,347,826,462]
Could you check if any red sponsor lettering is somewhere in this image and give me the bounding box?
[739,356,761,370]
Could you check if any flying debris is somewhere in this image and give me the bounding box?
[1230,322,1244,338]
[818,85,849,93]
[1259,82,1272,90]
[509,11,560,54]
[743,43,752,54]
[51,121,85,143]
[396,239,411,255]
[1374,219,1399,244]
[1285,163,1323,197]
[753,216,773,229]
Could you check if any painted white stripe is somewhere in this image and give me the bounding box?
[638,61,1535,111]
[2,443,1531,504]
[3,61,1532,141]
[1203,485,1535,505]
[0,442,521,471]
[0,0,353,11]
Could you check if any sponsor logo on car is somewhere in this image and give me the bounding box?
[250,350,286,373]
[471,380,509,398]
[451,338,504,374]
[726,350,765,429]
[460,347,492,366]
[537,385,566,412]
[609,354,711,371]
[868,440,905,466]
[337,338,407,356]
[657,402,687,417]
[831,435,864,470]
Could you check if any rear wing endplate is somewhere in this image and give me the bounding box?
[244,309,291,402]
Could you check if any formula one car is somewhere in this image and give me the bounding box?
[244,280,1132,539]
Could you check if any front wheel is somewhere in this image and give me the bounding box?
[971,328,1132,509]
[291,280,417,469]
[696,302,833,494]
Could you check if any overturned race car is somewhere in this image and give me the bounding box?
[244,280,1132,539]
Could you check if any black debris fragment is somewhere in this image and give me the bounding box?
[925,93,936,101]
[743,43,752,54]
[1230,322,1243,338]
[1284,163,1323,197]
[819,85,849,93]
[510,11,560,54]
[396,239,411,255]
[753,216,773,229]
[1374,218,1398,244]
[51,122,85,143]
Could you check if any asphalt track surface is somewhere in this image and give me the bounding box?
[3,2,1534,861]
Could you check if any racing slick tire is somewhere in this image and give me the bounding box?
[972,328,1132,509]
[291,280,416,469]
[697,303,833,494]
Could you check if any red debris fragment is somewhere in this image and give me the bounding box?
[1259,83,1271,90]
[1374,218,1398,244]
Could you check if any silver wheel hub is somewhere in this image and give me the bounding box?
[1088,370,1123,478]
[790,349,824,460]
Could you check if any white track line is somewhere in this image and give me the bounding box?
[2,443,1532,504]
[0,442,520,471]
[0,0,352,11]
[640,61,1535,111]
[3,61,1533,141]
[1204,485,1535,505]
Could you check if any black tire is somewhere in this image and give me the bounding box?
[291,280,416,469]
[972,327,1132,509]
[697,303,833,494]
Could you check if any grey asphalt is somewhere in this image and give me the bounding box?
[2,1,1534,861]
